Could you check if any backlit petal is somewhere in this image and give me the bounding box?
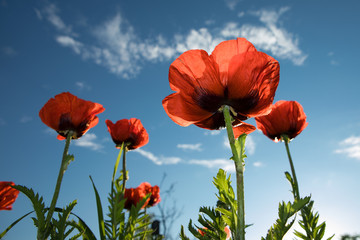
[211,38,257,85]
[227,52,279,117]
[169,49,223,96]
[162,93,213,126]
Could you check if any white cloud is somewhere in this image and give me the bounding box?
[135,148,235,172]
[56,35,83,54]
[224,0,240,10]
[0,118,6,126]
[335,136,360,160]
[204,130,222,136]
[253,161,263,167]
[42,4,73,35]
[20,116,33,123]
[34,8,42,20]
[135,149,182,165]
[188,159,235,172]
[1,46,17,57]
[245,135,256,155]
[177,143,202,151]
[40,4,306,78]
[73,133,103,151]
[221,8,307,65]
[237,11,245,18]
[75,81,91,90]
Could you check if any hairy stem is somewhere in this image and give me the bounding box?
[122,147,128,193]
[43,131,73,239]
[283,135,300,200]
[223,105,245,240]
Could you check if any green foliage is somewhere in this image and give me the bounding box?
[179,225,191,240]
[0,211,34,239]
[262,196,310,240]
[50,200,77,240]
[90,172,153,240]
[341,234,360,240]
[180,169,237,240]
[294,201,334,240]
[213,169,237,233]
[11,185,49,239]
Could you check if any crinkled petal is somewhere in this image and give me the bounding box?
[211,38,257,85]
[227,52,280,118]
[233,122,256,138]
[162,93,214,126]
[169,49,223,96]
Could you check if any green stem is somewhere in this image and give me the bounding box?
[122,147,128,193]
[223,106,245,240]
[283,135,314,237]
[283,135,300,200]
[110,146,124,238]
[43,131,73,239]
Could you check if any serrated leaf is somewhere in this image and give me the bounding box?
[11,185,47,236]
[179,225,191,240]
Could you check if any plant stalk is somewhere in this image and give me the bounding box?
[122,147,128,193]
[283,135,300,200]
[43,131,73,239]
[223,105,245,240]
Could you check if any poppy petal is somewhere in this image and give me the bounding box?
[255,100,308,142]
[233,122,256,138]
[162,93,214,126]
[211,38,257,85]
[169,49,223,96]
[227,52,280,117]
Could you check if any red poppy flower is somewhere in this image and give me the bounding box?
[162,38,279,130]
[105,118,149,150]
[39,92,105,140]
[255,100,308,142]
[233,122,256,139]
[0,181,19,211]
[198,226,231,239]
[124,182,161,210]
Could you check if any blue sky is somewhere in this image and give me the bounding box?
[1,0,360,239]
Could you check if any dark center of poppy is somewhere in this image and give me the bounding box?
[58,113,90,139]
[192,86,259,128]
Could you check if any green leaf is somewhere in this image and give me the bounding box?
[52,200,77,240]
[0,211,34,239]
[179,225,191,240]
[89,176,106,240]
[11,185,47,236]
[112,144,124,183]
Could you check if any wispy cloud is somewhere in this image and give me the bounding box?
[73,133,103,151]
[177,143,202,151]
[135,148,235,172]
[253,161,264,167]
[135,149,182,165]
[56,35,83,54]
[39,4,306,78]
[335,136,360,160]
[221,7,307,65]
[1,46,17,57]
[0,117,6,126]
[20,116,33,123]
[327,51,339,66]
[75,81,91,91]
[204,130,222,136]
[224,0,241,10]
[42,3,74,35]
[188,159,235,172]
